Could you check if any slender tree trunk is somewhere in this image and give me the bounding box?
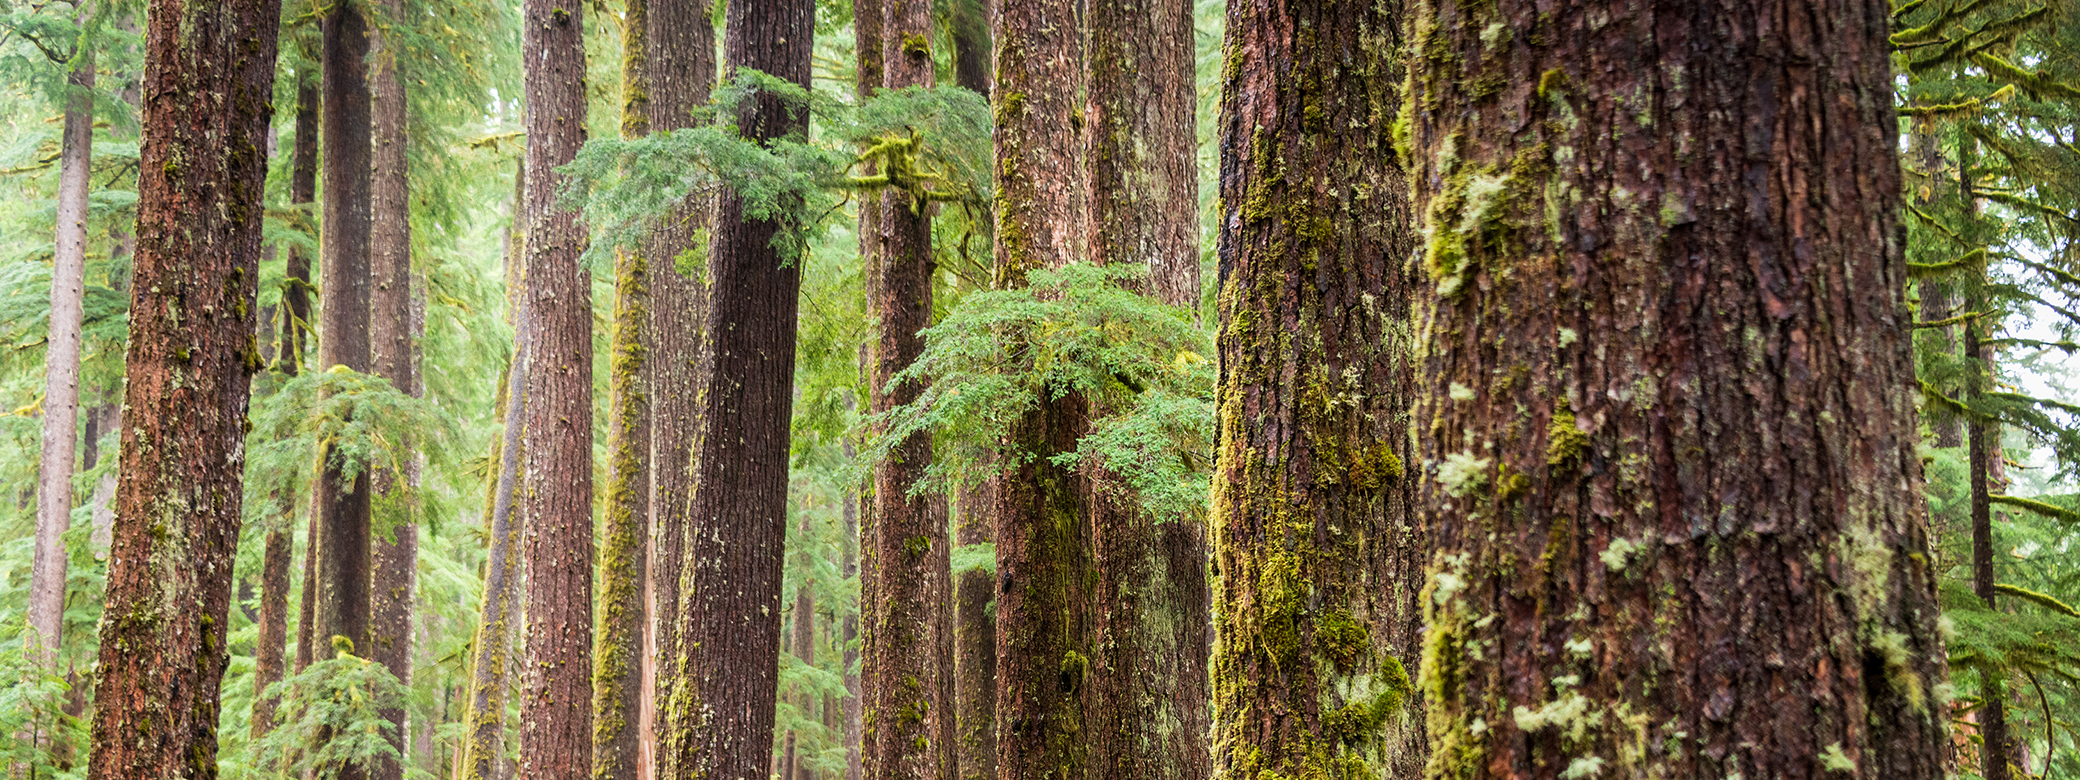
[950,0,988,98]
[1967,314,2009,780]
[30,50,94,670]
[1406,2,1949,777]
[518,0,596,776]
[314,0,375,697]
[841,442,864,780]
[643,2,716,776]
[659,0,812,773]
[251,526,293,739]
[864,0,956,777]
[1208,0,1422,777]
[1906,124,1962,448]
[459,262,526,780]
[369,3,418,778]
[597,5,653,779]
[951,482,995,780]
[1083,0,1210,776]
[83,0,279,775]
[788,511,818,780]
[991,0,1093,773]
[296,510,319,673]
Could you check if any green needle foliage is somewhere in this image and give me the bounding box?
[247,639,406,780]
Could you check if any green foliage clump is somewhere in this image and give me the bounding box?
[247,643,406,780]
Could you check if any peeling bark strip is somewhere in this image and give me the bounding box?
[1207,0,1424,776]
[518,0,596,776]
[1406,2,1948,778]
[84,0,280,775]
[658,0,812,775]
[991,0,1093,773]
[1084,0,1210,776]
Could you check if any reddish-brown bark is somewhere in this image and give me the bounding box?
[369,1,418,776]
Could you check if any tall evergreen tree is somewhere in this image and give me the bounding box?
[517,0,595,775]
[84,0,281,774]
[659,0,813,774]
[368,1,419,777]
[1206,0,1423,776]
[1405,2,1949,777]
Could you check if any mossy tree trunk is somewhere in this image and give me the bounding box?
[369,1,418,776]
[990,0,1094,772]
[30,46,92,672]
[658,0,812,775]
[83,0,279,774]
[643,2,716,771]
[852,6,883,777]
[952,481,995,780]
[1207,0,1423,777]
[596,3,653,779]
[1084,0,1209,776]
[1406,2,1950,777]
[518,0,596,775]
[864,0,958,776]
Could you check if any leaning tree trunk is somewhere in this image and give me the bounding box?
[254,68,320,740]
[369,2,419,777]
[30,50,93,670]
[1083,0,1210,776]
[659,0,812,774]
[594,5,652,780]
[951,481,995,780]
[517,0,596,777]
[863,0,957,776]
[1406,2,1950,778]
[990,0,1092,773]
[83,0,280,775]
[1207,0,1423,777]
[643,0,716,774]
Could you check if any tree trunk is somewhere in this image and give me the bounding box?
[518,0,596,776]
[658,0,812,773]
[251,525,294,739]
[990,0,1092,772]
[950,0,989,98]
[84,0,279,775]
[789,512,818,780]
[643,2,716,776]
[1207,0,1422,777]
[30,51,93,670]
[285,70,322,688]
[369,2,418,776]
[842,442,864,780]
[1406,2,1950,778]
[864,0,957,777]
[596,7,653,780]
[314,0,375,698]
[459,242,526,780]
[852,5,882,776]
[1083,0,1209,776]
[951,482,995,780]
[1966,314,2009,780]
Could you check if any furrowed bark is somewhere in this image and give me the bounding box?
[1407,2,1949,777]
[1084,0,1210,775]
[84,0,280,775]
[518,0,596,776]
[852,6,883,777]
[991,0,1093,772]
[1208,0,1423,776]
[30,49,93,670]
[659,0,813,773]
[369,1,418,776]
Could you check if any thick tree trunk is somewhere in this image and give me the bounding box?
[643,2,716,776]
[30,53,93,669]
[864,0,957,777]
[1406,2,1950,778]
[659,0,811,774]
[951,482,995,780]
[1083,0,1209,777]
[518,0,596,776]
[1207,0,1422,777]
[314,0,375,698]
[990,0,1092,773]
[83,0,279,775]
[851,7,882,777]
[368,2,418,777]
[596,6,653,780]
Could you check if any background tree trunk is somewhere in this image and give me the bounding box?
[951,482,995,780]
[990,0,1092,773]
[643,1,716,775]
[597,4,653,779]
[1083,0,1209,776]
[842,443,864,780]
[368,1,419,776]
[1967,315,2009,780]
[30,50,93,670]
[1207,0,1423,776]
[950,0,988,98]
[864,0,957,776]
[1406,2,1950,777]
[518,0,596,776]
[659,0,812,773]
[84,0,279,775]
